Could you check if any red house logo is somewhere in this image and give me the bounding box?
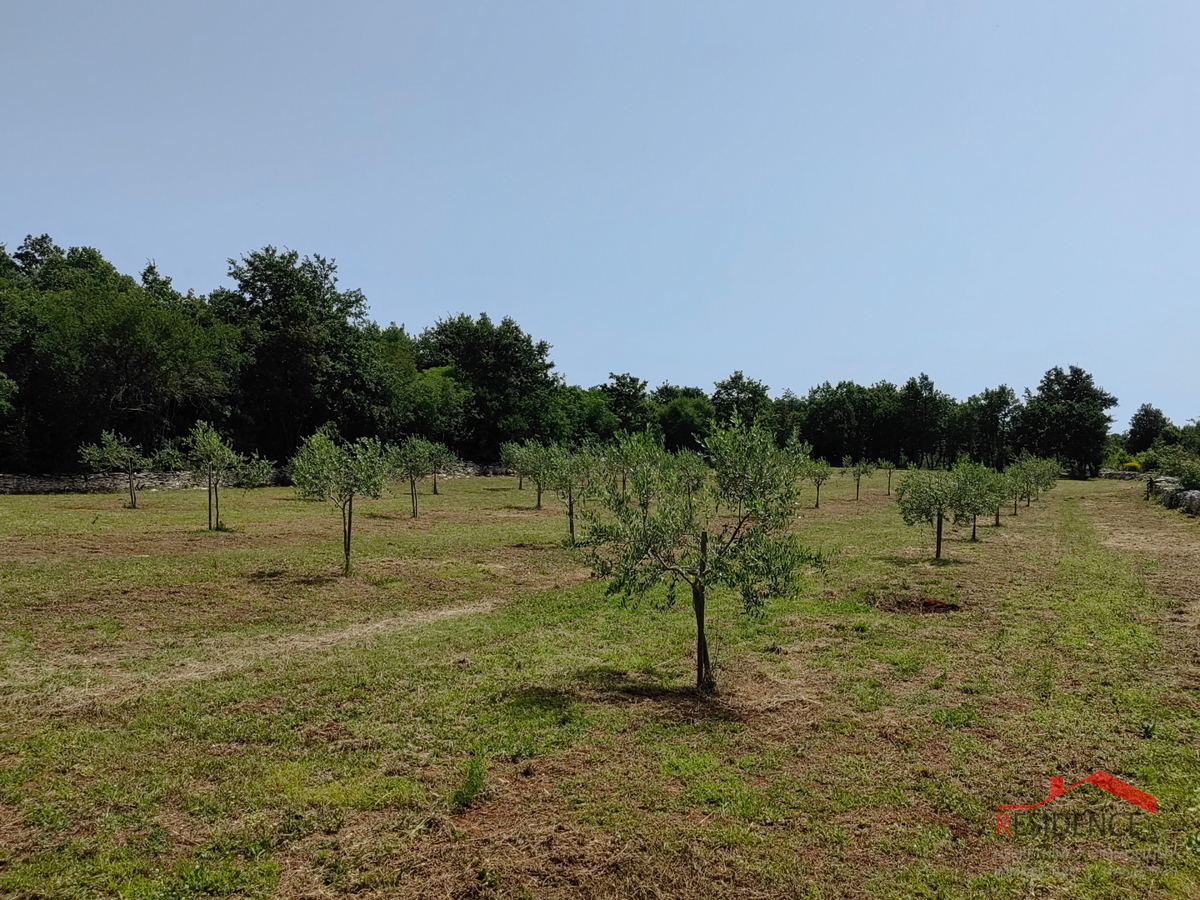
[996,772,1157,837]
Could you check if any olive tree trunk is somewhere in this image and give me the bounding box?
[341,495,354,575]
[692,530,714,692]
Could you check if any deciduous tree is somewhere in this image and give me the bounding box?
[1127,404,1171,455]
[712,371,772,425]
[1013,366,1116,478]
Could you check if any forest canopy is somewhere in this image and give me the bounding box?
[1,234,1181,475]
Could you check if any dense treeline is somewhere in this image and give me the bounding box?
[2,234,1186,476]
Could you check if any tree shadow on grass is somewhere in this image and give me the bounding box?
[501,686,578,723]
[878,554,965,568]
[570,665,744,722]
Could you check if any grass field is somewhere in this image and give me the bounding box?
[1,472,1198,899]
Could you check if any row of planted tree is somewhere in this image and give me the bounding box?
[80,422,1060,568]
[80,418,1059,692]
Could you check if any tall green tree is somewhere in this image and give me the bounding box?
[1,240,237,471]
[208,247,388,463]
[584,420,817,692]
[657,395,715,453]
[1013,366,1116,478]
[598,373,653,434]
[552,385,620,446]
[414,313,561,461]
[899,374,953,468]
[958,385,1018,470]
[712,371,772,425]
[1126,404,1171,454]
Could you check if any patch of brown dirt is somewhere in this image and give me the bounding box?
[873,592,960,614]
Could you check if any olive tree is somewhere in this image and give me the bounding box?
[584,420,818,692]
[514,441,555,509]
[547,444,595,544]
[844,457,876,501]
[895,469,956,559]
[388,436,436,518]
[185,421,249,530]
[80,431,149,509]
[500,441,525,488]
[427,442,460,495]
[877,458,897,495]
[1005,455,1060,511]
[291,427,387,575]
[950,459,1005,541]
[804,459,833,508]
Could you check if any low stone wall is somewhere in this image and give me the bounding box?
[0,464,508,495]
[1099,469,1200,516]
[0,472,202,495]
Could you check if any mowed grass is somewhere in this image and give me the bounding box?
[1,473,1199,898]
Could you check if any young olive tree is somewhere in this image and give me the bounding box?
[845,458,876,501]
[515,441,555,509]
[584,420,818,693]
[389,436,436,518]
[950,459,1005,541]
[185,421,245,530]
[500,441,525,489]
[877,459,897,496]
[804,459,833,508]
[547,444,594,544]
[427,442,460,495]
[291,428,387,575]
[895,469,956,559]
[1005,455,1060,511]
[80,431,150,509]
[599,429,664,505]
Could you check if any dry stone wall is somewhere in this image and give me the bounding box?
[1099,469,1200,515]
[0,472,201,495]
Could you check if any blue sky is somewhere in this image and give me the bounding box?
[5,1,1197,428]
